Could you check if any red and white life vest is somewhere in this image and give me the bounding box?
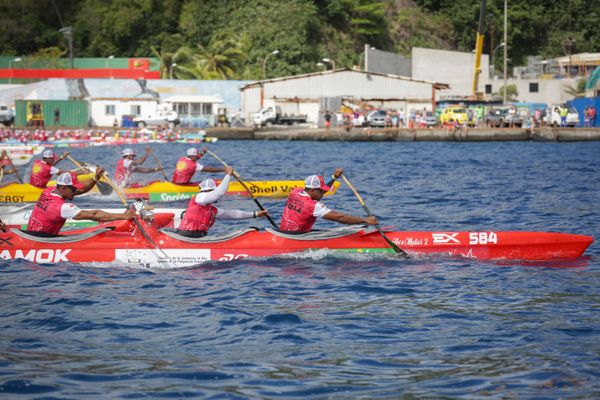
[172,157,196,184]
[27,187,68,235]
[29,160,53,188]
[279,188,318,232]
[178,196,217,232]
[114,159,131,187]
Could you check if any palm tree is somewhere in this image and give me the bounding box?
[564,78,587,97]
[150,46,194,79]
[182,34,246,80]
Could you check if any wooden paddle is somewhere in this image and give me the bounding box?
[341,175,407,256]
[6,156,23,184]
[101,172,171,262]
[149,148,169,181]
[205,149,277,228]
[65,155,113,195]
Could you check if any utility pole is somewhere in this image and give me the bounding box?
[503,0,508,104]
[59,27,74,69]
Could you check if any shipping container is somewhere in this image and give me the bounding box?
[15,99,89,127]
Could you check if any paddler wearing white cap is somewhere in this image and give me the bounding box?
[176,166,269,238]
[279,167,377,233]
[29,149,84,188]
[115,146,162,188]
[25,171,135,236]
[171,147,225,185]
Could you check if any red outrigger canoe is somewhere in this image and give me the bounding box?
[0,213,593,267]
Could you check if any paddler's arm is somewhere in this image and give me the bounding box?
[325,167,343,189]
[73,208,136,223]
[323,210,378,226]
[132,166,163,174]
[198,169,232,204]
[75,167,105,195]
[132,147,151,166]
[217,208,269,220]
[200,166,225,173]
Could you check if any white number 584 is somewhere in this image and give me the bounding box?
[469,232,497,245]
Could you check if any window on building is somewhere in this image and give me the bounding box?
[130,105,141,115]
[202,103,212,115]
[529,82,539,93]
[105,105,115,115]
[485,84,492,94]
[191,103,201,116]
[175,103,188,116]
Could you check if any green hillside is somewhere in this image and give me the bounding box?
[1,0,597,79]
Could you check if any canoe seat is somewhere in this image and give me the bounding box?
[159,227,258,243]
[10,227,115,243]
[265,225,365,240]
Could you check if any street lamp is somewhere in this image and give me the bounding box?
[491,42,505,78]
[169,63,177,79]
[262,50,279,80]
[322,58,336,70]
[8,57,22,84]
[59,26,74,69]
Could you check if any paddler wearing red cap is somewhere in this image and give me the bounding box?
[279,168,378,233]
[26,170,135,236]
[115,147,162,188]
[29,150,83,188]
[177,166,269,238]
[172,147,225,185]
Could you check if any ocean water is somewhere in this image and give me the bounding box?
[1,140,599,399]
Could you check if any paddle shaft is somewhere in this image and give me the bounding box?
[101,172,171,260]
[205,149,277,228]
[341,175,407,256]
[65,155,113,195]
[6,157,23,183]
[149,150,169,181]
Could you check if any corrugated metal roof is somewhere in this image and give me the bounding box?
[240,68,449,90]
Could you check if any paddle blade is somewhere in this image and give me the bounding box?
[96,180,113,195]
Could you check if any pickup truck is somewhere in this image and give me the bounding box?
[253,106,307,127]
[133,110,180,128]
[545,105,580,127]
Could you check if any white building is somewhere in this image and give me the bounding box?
[240,69,448,126]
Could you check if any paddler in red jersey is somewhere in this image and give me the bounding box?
[115,147,161,188]
[177,166,269,237]
[0,150,17,178]
[26,171,135,236]
[279,168,378,233]
[29,150,75,188]
[172,147,224,184]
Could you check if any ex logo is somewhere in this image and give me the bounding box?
[0,237,14,246]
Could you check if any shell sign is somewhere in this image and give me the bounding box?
[129,59,150,70]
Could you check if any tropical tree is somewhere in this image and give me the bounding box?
[150,45,194,79]
[181,34,246,80]
[564,78,587,97]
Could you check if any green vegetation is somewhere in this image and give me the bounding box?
[0,0,597,79]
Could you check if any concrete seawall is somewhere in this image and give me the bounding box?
[225,127,600,142]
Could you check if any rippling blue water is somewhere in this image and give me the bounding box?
[1,140,599,398]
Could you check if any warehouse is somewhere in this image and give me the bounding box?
[240,69,449,127]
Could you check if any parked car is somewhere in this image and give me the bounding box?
[366,110,387,127]
[485,108,510,127]
[0,104,14,127]
[425,111,437,128]
[439,107,469,125]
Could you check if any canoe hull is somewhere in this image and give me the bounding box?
[0,218,593,267]
[0,180,341,203]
